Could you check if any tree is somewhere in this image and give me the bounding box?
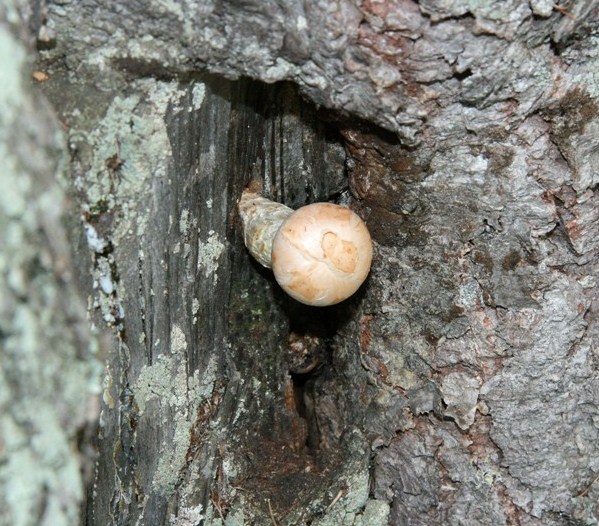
[1,0,598,524]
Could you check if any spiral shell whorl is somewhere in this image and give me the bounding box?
[238,191,293,268]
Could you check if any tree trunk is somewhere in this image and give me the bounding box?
[2,1,599,525]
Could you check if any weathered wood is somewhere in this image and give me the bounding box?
[38,67,351,523]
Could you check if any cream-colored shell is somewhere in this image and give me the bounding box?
[271,203,372,306]
[238,191,293,268]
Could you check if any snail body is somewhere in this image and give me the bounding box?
[239,190,372,306]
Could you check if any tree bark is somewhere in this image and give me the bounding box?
[2,0,598,525]
[0,4,99,525]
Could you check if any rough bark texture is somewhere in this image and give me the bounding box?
[2,0,598,525]
[0,3,100,525]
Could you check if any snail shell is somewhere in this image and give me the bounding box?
[238,191,293,268]
[239,190,372,306]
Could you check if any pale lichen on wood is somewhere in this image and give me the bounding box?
[0,6,101,525]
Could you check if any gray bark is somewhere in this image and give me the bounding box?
[0,3,99,525]
[1,0,598,525]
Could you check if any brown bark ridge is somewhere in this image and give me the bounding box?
[11,0,599,524]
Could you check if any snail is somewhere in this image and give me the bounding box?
[238,190,373,306]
